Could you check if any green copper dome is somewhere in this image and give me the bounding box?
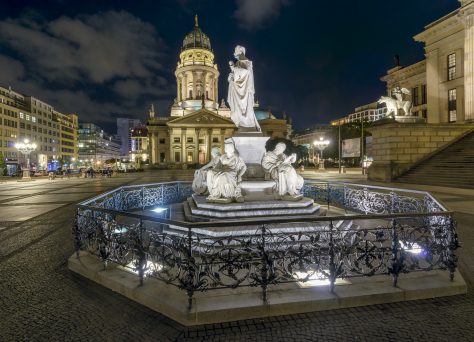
[182,15,212,51]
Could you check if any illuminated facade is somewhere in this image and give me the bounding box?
[78,123,120,166]
[0,85,78,173]
[382,0,474,124]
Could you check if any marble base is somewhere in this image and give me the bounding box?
[394,115,426,123]
[193,194,314,211]
[188,195,320,219]
[228,135,269,179]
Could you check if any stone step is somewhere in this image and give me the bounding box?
[187,197,321,219]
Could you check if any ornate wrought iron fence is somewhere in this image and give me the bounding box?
[73,181,459,310]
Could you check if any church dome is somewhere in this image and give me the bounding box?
[182,15,212,51]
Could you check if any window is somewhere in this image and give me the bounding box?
[159,138,165,144]
[421,84,427,104]
[412,87,419,106]
[160,152,165,163]
[174,137,180,143]
[174,151,181,162]
[32,116,36,123]
[422,109,427,119]
[448,53,456,81]
[26,114,30,121]
[198,138,204,144]
[448,89,457,122]
[212,137,219,143]
[187,137,193,143]
[189,90,193,99]
[19,112,24,119]
[187,151,193,162]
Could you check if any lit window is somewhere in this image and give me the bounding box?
[20,112,24,119]
[26,114,30,121]
[32,116,36,123]
[448,89,457,122]
[448,53,456,81]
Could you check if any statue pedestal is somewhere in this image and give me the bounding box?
[394,115,426,123]
[227,132,269,179]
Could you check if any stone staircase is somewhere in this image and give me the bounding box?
[396,130,474,188]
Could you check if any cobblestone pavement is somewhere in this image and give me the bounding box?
[0,171,473,341]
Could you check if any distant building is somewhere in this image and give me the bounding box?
[292,125,332,162]
[78,123,120,167]
[130,125,149,165]
[117,118,142,157]
[331,102,387,126]
[0,85,78,173]
[147,16,292,167]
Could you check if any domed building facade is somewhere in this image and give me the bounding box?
[147,16,291,167]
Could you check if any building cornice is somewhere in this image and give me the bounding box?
[414,11,462,43]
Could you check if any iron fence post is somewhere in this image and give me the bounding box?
[390,219,402,287]
[137,218,145,286]
[327,183,330,211]
[328,220,336,293]
[186,226,195,310]
[260,224,268,304]
[73,208,81,259]
[447,216,459,281]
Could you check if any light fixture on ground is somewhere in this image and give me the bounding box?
[15,138,37,180]
[313,137,330,170]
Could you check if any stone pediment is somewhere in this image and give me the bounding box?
[168,109,236,128]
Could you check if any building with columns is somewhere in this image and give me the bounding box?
[382,0,474,124]
[147,16,291,167]
[368,0,474,182]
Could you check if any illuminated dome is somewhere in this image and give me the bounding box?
[182,15,212,51]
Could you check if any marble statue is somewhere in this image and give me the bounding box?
[261,142,304,201]
[192,147,221,195]
[206,140,247,203]
[227,45,261,131]
[378,86,413,117]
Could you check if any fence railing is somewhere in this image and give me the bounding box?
[74,181,459,310]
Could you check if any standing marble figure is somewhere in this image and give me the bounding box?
[261,142,304,200]
[192,147,221,195]
[206,140,247,203]
[227,45,261,131]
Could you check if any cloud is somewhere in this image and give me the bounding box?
[0,11,174,130]
[234,0,289,30]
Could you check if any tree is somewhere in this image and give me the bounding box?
[0,153,5,176]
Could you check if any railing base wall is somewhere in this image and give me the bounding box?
[69,251,467,327]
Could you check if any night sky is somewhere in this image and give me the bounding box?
[0,0,459,134]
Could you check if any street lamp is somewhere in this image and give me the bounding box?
[15,138,37,180]
[313,137,330,170]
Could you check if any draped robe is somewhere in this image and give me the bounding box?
[261,151,304,197]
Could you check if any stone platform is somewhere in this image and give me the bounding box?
[69,252,468,327]
[186,195,320,219]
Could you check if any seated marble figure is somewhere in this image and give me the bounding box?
[261,142,304,201]
[206,140,247,203]
[192,147,221,195]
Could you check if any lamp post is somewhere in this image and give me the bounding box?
[15,138,37,180]
[313,137,330,170]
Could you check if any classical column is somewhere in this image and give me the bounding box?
[193,128,199,163]
[425,49,440,123]
[192,72,197,99]
[177,75,183,102]
[206,129,212,163]
[459,3,474,121]
[214,79,218,102]
[181,128,186,163]
[183,73,188,100]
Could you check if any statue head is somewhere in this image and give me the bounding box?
[274,142,286,155]
[224,140,238,156]
[234,45,246,59]
[211,147,221,159]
